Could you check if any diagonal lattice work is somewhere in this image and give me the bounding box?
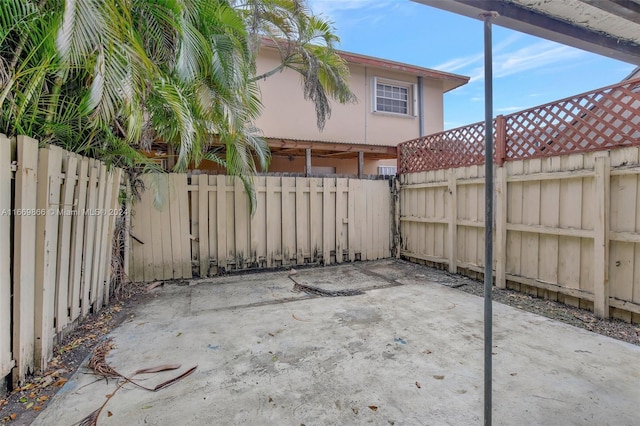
[398,78,640,173]
[398,121,490,173]
[504,79,640,161]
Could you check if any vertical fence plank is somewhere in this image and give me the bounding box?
[82,162,99,312]
[335,178,347,263]
[309,178,319,261]
[265,179,276,269]
[217,175,228,271]
[93,163,110,308]
[494,166,507,288]
[506,161,524,277]
[348,179,358,260]
[521,159,542,286]
[168,174,183,278]
[149,177,165,281]
[198,175,210,276]
[295,177,305,264]
[322,178,331,265]
[281,177,294,265]
[225,177,235,268]
[594,153,611,318]
[375,180,384,259]
[34,146,62,371]
[0,135,14,379]
[358,179,368,259]
[157,174,173,280]
[234,177,249,270]
[123,176,132,281]
[558,155,584,303]
[103,169,122,302]
[448,169,458,273]
[207,176,217,273]
[176,174,192,278]
[54,155,78,332]
[69,157,89,321]
[11,136,39,382]
[538,157,562,295]
[189,176,199,276]
[250,178,261,267]
[97,165,114,307]
[139,175,155,283]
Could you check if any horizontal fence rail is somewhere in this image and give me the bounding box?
[1,135,123,387]
[130,175,393,282]
[400,147,640,323]
[398,78,640,173]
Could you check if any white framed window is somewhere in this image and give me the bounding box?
[372,77,417,116]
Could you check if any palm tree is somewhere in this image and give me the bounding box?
[237,0,357,130]
[0,0,355,210]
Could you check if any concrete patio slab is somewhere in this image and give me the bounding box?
[34,260,640,426]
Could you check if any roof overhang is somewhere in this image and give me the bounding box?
[337,51,469,92]
[259,37,470,93]
[266,138,397,160]
[412,0,640,65]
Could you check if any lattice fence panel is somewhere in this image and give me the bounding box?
[398,121,488,173]
[398,79,640,174]
[504,79,640,161]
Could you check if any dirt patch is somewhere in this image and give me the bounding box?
[453,276,640,346]
[0,283,152,425]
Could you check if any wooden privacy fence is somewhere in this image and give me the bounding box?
[129,174,392,281]
[1,135,123,386]
[398,77,640,323]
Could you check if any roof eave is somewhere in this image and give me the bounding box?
[412,0,640,66]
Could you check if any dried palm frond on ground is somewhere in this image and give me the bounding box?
[74,338,197,426]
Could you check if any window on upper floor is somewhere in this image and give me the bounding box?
[373,77,416,117]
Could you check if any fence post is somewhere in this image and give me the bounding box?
[34,146,63,372]
[594,152,611,318]
[495,115,506,166]
[495,165,507,288]
[198,174,210,277]
[447,169,458,273]
[0,135,14,386]
[11,136,39,384]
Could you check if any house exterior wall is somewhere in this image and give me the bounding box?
[254,47,447,146]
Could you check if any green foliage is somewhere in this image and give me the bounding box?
[0,0,355,211]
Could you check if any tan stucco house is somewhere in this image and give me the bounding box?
[254,42,469,176]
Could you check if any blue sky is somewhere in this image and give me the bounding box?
[308,0,637,130]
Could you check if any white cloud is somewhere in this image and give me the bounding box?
[308,0,397,17]
[432,53,484,73]
[463,41,586,83]
[431,34,521,74]
[496,106,527,112]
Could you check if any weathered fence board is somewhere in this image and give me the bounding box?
[34,146,63,372]
[130,175,392,281]
[1,138,124,387]
[11,136,38,382]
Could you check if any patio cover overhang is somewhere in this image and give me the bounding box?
[266,138,397,161]
[413,0,640,65]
